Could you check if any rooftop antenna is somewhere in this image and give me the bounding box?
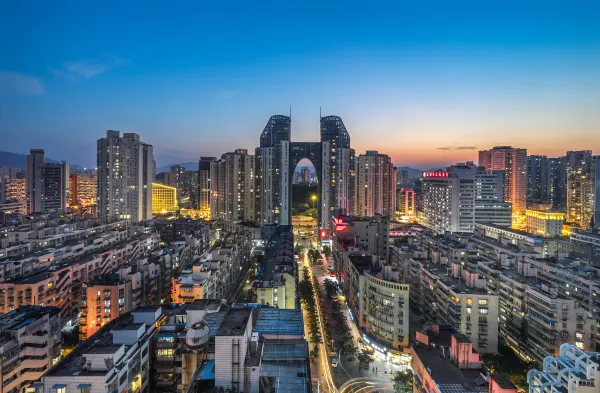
[289,105,291,119]
[319,106,322,120]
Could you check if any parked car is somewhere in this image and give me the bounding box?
[331,358,339,368]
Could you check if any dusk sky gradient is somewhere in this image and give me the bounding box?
[1,1,599,168]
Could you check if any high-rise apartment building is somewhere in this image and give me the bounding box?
[548,156,567,210]
[422,164,511,234]
[355,150,396,218]
[26,149,69,214]
[565,150,594,227]
[527,155,549,203]
[594,155,600,227]
[210,149,255,223]
[198,157,215,218]
[479,146,527,214]
[97,130,154,222]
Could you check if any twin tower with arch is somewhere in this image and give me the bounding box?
[255,115,356,228]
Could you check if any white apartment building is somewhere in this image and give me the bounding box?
[97,130,154,222]
[409,258,499,353]
[0,306,61,393]
[528,344,600,393]
[40,307,161,393]
[336,251,410,355]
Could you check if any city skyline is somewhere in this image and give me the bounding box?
[2,1,599,168]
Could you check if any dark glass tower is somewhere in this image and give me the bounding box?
[260,115,291,148]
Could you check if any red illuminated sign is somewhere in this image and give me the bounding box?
[321,230,327,238]
[335,225,346,232]
[423,171,449,178]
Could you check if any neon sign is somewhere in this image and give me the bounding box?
[423,171,449,178]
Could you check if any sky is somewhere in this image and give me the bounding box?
[1,1,599,169]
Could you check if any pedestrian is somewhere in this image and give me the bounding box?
[376,367,378,373]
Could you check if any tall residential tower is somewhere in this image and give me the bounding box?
[97,130,154,222]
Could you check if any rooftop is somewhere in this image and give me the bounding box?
[111,323,143,331]
[7,271,53,284]
[0,306,60,332]
[254,309,304,336]
[217,308,251,336]
[413,328,487,393]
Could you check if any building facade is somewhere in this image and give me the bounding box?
[152,182,178,214]
[26,149,69,213]
[525,209,564,237]
[210,149,255,222]
[0,306,61,393]
[565,150,595,228]
[479,146,527,214]
[97,130,154,222]
[355,150,396,218]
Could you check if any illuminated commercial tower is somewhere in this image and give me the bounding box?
[210,149,255,222]
[26,149,69,213]
[565,150,595,227]
[355,150,396,218]
[97,130,154,222]
[478,146,527,214]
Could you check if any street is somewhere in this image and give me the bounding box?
[300,246,401,393]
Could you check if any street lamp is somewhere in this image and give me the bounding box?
[317,379,322,393]
[311,194,317,209]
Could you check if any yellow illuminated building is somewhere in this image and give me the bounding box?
[525,209,564,237]
[152,182,178,214]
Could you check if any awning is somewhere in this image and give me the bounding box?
[52,385,67,389]
[77,384,92,389]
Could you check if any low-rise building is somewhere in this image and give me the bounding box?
[336,250,409,355]
[0,306,61,393]
[39,307,162,393]
[409,259,499,354]
[528,344,600,393]
[525,209,564,237]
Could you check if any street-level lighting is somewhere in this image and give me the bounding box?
[311,195,317,209]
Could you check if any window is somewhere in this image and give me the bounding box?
[479,308,488,314]
[158,349,174,357]
[478,299,488,305]
[466,298,472,305]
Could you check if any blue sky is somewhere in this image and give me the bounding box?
[1,1,599,168]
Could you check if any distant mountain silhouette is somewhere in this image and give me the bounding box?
[0,150,80,169]
[395,166,425,179]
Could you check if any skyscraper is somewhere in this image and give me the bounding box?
[355,150,396,218]
[565,150,594,227]
[26,149,69,213]
[198,156,216,217]
[527,155,549,203]
[320,116,354,216]
[478,146,527,214]
[210,149,255,222]
[97,130,154,222]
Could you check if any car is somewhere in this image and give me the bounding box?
[331,358,339,368]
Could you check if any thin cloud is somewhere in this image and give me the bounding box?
[0,71,45,96]
[437,146,478,151]
[51,54,128,81]
[216,89,238,100]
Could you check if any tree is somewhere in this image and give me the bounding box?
[295,245,305,256]
[357,349,374,369]
[392,369,414,393]
[322,245,332,258]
